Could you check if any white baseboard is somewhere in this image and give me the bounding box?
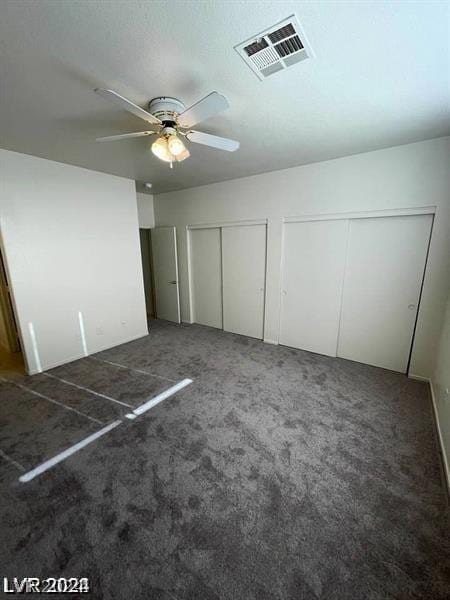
[27,330,149,376]
[429,379,450,495]
[408,373,430,382]
[264,338,278,345]
[408,374,449,494]
[27,352,86,375]
[88,331,149,355]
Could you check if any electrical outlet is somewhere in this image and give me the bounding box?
[121,321,126,327]
[96,327,103,336]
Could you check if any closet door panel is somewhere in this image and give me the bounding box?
[222,224,266,339]
[190,228,222,328]
[337,215,432,372]
[279,220,348,356]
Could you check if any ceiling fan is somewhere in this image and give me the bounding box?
[94,89,240,167]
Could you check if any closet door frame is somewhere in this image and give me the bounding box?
[283,206,435,225]
[186,219,268,332]
[280,206,435,370]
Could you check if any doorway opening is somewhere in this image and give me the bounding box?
[0,243,25,374]
[139,229,156,323]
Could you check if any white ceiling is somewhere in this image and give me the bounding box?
[1,0,449,194]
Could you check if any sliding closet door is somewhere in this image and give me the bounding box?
[279,220,348,356]
[337,214,432,372]
[190,228,223,328]
[222,224,266,339]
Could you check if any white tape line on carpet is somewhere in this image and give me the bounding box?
[126,378,192,419]
[89,356,176,383]
[42,372,133,408]
[0,377,104,425]
[0,448,25,472]
[11,377,193,482]
[19,420,122,483]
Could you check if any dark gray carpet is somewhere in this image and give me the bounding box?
[0,319,449,599]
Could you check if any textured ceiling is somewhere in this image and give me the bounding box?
[1,0,449,194]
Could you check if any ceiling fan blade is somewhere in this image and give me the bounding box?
[96,130,157,142]
[178,92,229,128]
[95,88,162,125]
[186,130,240,152]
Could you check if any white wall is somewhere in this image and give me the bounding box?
[154,136,450,379]
[0,149,148,374]
[432,293,450,485]
[136,192,155,228]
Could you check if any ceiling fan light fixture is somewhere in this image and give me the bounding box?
[152,133,190,164]
[167,134,186,156]
[151,136,173,162]
[175,148,190,162]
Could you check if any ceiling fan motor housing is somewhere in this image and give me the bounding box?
[160,126,177,138]
[148,97,186,125]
